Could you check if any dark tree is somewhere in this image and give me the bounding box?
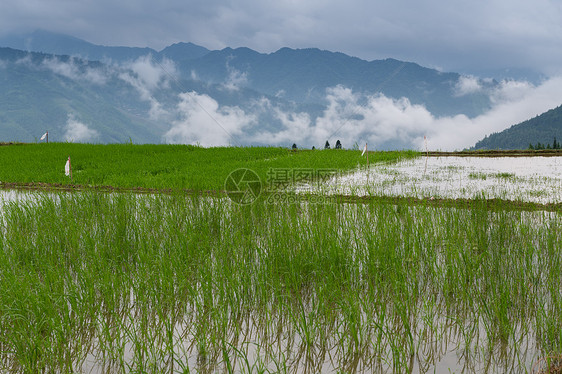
[554,137,558,149]
[528,143,534,150]
[312,146,316,150]
[335,140,342,149]
[324,141,330,149]
[292,143,297,150]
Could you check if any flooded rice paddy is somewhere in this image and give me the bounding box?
[1,157,562,373]
[306,156,562,204]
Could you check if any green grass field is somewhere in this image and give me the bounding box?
[0,143,416,191]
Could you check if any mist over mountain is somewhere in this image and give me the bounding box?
[0,47,164,142]
[3,29,557,150]
[178,46,496,118]
[0,45,316,144]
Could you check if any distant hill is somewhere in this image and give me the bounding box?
[0,30,156,62]
[158,42,210,62]
[0,30,500,146]
[0,47,300,143]
[0,48,166,142]
[178,46,492,117]
[0,30,494,117]
[0,30,210,62]
[473,104,562,150]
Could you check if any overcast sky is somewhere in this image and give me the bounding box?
[1,0,561,77]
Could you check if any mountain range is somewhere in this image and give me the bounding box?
[0,29,556,149]
[0,30,210,63]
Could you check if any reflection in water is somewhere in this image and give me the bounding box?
[77,290,540,373]
[0,192,559,373]
[0,189,38,203]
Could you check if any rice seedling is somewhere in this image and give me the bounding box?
[0,189,560,373]
[0,143,414,192]
[469,172,487,180]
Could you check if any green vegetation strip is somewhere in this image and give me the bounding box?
[0,143,415,191]
[0,193,560,372]
[323,194,562,212]
[425,149,562,157]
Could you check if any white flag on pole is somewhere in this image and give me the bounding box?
[40,132,47,141]
[65,157,71,176]
[361,143,367,156]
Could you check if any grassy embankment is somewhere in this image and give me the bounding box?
[0,143,415,191]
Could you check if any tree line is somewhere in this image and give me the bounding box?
[528,137,561,150]
[292,140,343,150]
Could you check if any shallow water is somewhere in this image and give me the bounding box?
[77,300,541,373]
[0,189,35,202]
[0,180,556,373]
[301,156,562,204]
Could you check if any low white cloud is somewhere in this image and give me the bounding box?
[42,57,108,85]
[426,76,562,150]
[162,76,562,151]
[313,86,433,148]
[454,75,483,96]
[253,105,313,145]
[8,52,180,123]
[126,55,176,90]
[308,78,562,151]
[14,54,33,66]
[11,54,109,84]
[489,79,535,104]
[118,55,177,120]
[223,63,248,91]
[164,91,256,146]
[64,115,99,142]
